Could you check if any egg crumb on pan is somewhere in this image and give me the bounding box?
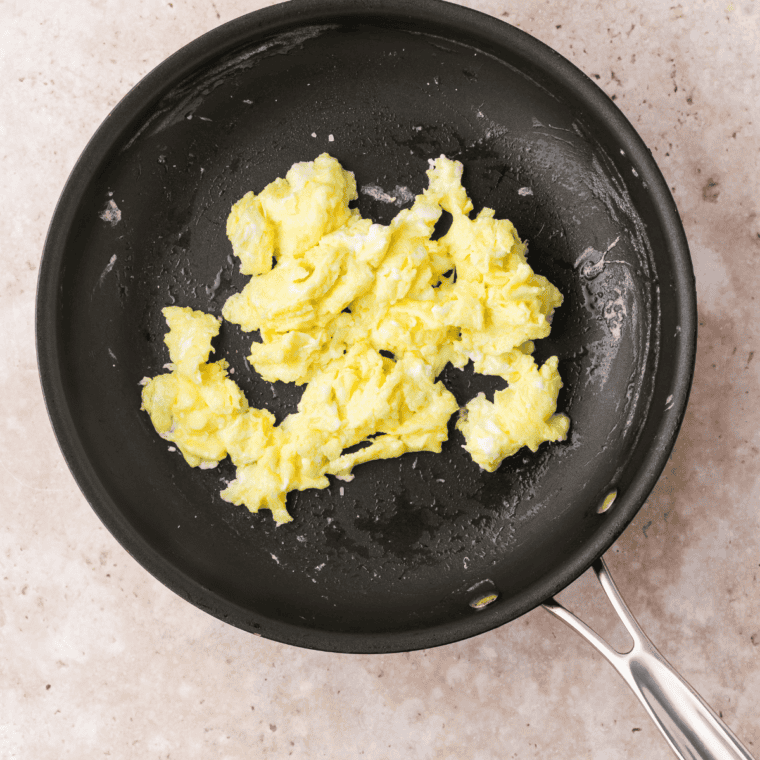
[141,153,569,525]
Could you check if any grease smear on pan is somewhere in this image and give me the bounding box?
[140,154,569,525]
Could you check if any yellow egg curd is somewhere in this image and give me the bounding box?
[141,153,570,525]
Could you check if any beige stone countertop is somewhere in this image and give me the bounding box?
[3,0,759,758]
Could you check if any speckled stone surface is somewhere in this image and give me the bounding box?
[3,1,760,758]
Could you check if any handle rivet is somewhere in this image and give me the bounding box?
[470,592,499,610]
[597,489,618,514]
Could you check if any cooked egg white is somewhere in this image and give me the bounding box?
[141,153,569,524]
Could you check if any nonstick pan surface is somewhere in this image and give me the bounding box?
[36,0,696,653]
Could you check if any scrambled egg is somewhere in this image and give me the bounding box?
[141,154,569,525]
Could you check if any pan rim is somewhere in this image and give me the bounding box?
[35,0,697,653]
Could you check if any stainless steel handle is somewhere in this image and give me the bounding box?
[543,558,755,760]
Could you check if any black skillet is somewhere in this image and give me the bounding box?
[38,1,754,756]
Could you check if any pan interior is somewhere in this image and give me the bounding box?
[42,14,685,652]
